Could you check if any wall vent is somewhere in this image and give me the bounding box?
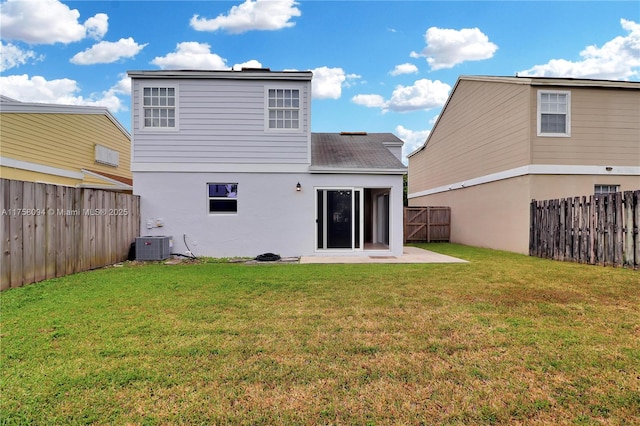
[95,144,119,167]
[340,131,368,136]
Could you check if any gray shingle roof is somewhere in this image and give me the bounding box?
[311,132,406,172]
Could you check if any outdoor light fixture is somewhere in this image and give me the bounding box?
[606,166,613,171]
[296,182,302,191]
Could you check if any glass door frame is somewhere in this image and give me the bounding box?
[315,187,364,252]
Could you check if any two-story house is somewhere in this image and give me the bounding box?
[0,96,132,191]
[408,76,640,254]
[128,69,406,258]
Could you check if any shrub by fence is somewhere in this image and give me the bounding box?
[529,190,639,268]
[1,179,140,290]
[404,206,451,243]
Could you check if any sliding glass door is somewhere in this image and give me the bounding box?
[316,189,361,250]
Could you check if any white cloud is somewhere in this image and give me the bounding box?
[110,74,131,96]
[0,41,42,71]
[91,74,131,112]
[0,74,127,112]
[395,125,430,164]
[351,94,386,108]
[0,74,79,102]
[190,0,301,34]
[85,88,126,112]
[232,59,263,70]
[411,26,497,70]
[390,63,418,76]
[83,13,109,40]
[151,42,228,70]
[0,0,108,44]
[311,66,346,99]
[519,19,640,80]
[387,79,451,112]
[70,38,147,65]
[342,73,363,89]
[280,66,358,99]
[354,79,450,113]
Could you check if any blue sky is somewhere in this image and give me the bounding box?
[1,0,639,162]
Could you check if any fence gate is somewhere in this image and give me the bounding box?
[404,206,450,243]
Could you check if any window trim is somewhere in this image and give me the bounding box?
[537,90,571,137]
[264,85,303,132]
[139,85,179,131]
[207,183,238,214]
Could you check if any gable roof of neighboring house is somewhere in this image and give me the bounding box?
[311,132,406,174]
[0,98,131,138]
[408,75,640,159]
[0,97,132,191]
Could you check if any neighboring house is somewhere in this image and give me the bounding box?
[408,76,640,254]
[128,69,406,258]
[0,96,132,191]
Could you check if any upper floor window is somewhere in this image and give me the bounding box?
[537,90,570,137]
[143,87,176,129]
[267,88,300,130]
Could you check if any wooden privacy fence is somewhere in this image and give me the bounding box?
[529,190,639,268]
[1,179,140,290]
[404,206,451,243]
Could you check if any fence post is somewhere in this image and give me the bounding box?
[572,197,579,262]
[44,184,56,280]
[9,180,24,288]
[529,200,535,256]
[613,192,623,267]
[634,190,640,269]
[22,181,36,286]
[1,179,12,290]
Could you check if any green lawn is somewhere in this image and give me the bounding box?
[1,244,638,425]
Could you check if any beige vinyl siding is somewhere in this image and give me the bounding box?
[409,175,533,254]
[1,113,131,182]
[131,78,311,164]
[409,79,531,193]
[531,86,640,166]
[409,171,640,255]
[530,174,640,200]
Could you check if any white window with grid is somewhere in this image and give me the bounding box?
[537,90,570,136]
[266,88,300,130]
[142,87,177,129]
[594,184,619,195]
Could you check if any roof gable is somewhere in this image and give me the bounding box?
[0,98,130,140]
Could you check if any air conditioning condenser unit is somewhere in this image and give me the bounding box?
[135,236,172,261]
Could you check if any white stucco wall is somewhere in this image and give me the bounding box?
[134,171,404,258]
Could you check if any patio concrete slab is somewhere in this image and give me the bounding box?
[299,246,468,264]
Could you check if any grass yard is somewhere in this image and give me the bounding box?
[1,244,639,425]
